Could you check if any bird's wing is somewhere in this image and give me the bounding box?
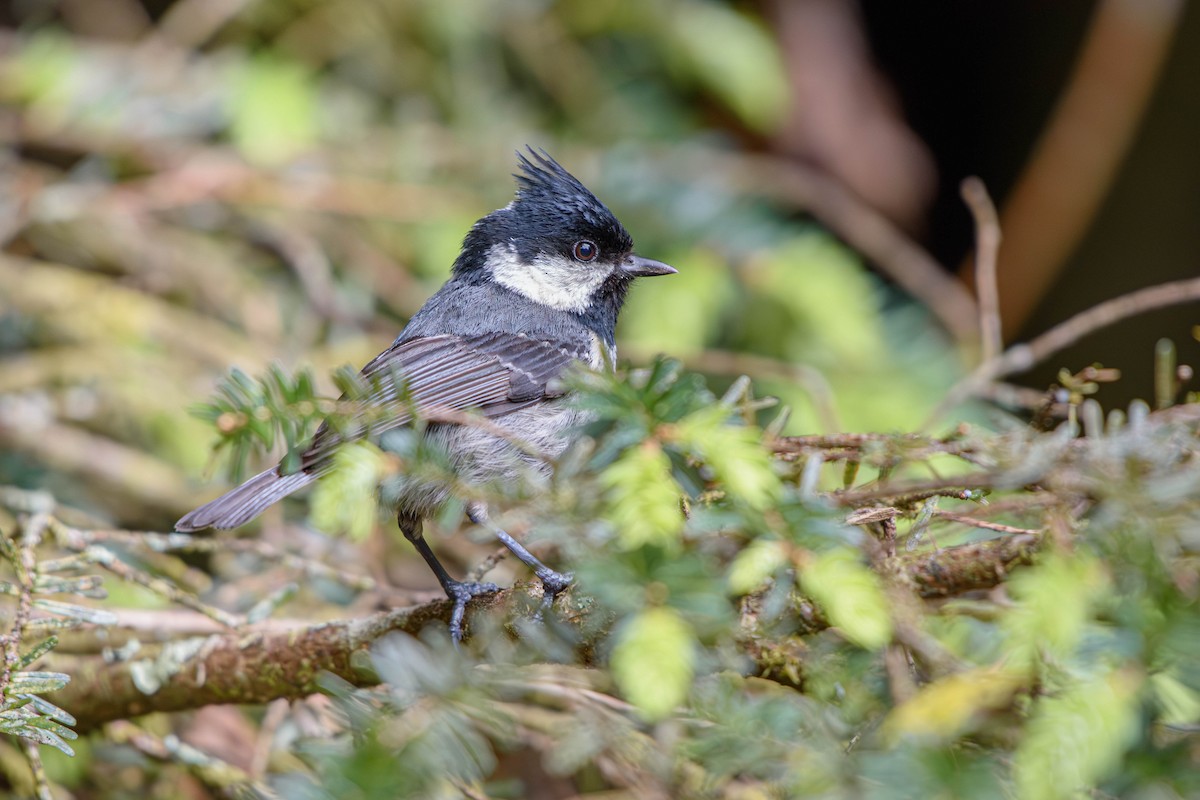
[298,331,586,470]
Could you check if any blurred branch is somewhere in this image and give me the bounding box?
[933,276,1200,422]
[47,525,1042,733]
[0,414,195,518]
[706,151,980,347]
[961,177,1003,361]
[106,719,276,796]
[151,0,255,50]
[901,534,1040,598]
[980,0,1185,337]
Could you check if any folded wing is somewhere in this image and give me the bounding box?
[175,331,584,531]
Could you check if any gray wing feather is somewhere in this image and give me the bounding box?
[175,467,315,531]
[300,332,580,467]
[175,331,582,531]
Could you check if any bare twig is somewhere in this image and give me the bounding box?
[982,0,1186,337]
[21,740,53,800]
[932,509,1042,536]
[961,177,1003,362]
[1,514,46,694]
[773,432,979,463]
[931,276,1200,423]
[55,525,375,593]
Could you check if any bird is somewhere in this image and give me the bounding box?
[175,148,677,641]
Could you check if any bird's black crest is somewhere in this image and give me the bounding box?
[512,147,630,237]
[452,148,633,281]
[514,149,596,211]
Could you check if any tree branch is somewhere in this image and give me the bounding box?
[48,590,509,733]
[47,532,1040,732]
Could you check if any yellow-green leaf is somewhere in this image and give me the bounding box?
[674,405,779,509]
[602,441,683,550]
[310,441,386,540]
[1150,670,1200,726]
[1013,670,1142,800]
[728,539,787,595]
[620,248,734,354]
[884,667,1025,742]
[611,607,696,720]
[666,2,789,133]
[230,54,318,165]
[799,547,892,649]
[1002,553,1107,667]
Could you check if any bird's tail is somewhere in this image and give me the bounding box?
[175,468,315,531]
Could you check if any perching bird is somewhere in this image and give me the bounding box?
[176,149,676,641]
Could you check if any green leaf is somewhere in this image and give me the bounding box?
[310,441,387,540]
[883,667,1025,742]
[665,1,789,133]
[6,671,70,695]
[230,53,318,165]
[1149,669,1200,726]
[611,606,696,720]
[17,637,58,670]
[1013,670,1141,800]
[798,547,892,649]
[601,441,683,550]
[673,405,780,509]
[31,599,117,626]
[727,539,787,595]
[1002,553,1106,667]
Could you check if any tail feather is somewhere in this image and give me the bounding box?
[176,468,316,531]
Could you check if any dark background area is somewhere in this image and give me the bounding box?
[861,0,1199,399]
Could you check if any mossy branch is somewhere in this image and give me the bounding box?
[46,531,1039,733]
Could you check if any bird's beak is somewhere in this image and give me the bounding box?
[622,255,678,278]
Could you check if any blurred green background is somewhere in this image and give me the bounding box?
[2,3,1200,798]
[1,0,1197,529]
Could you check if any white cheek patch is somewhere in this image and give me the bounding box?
[488,244,610,313]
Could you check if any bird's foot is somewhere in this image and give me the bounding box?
[444,579,500,645]
[532,567,573,621]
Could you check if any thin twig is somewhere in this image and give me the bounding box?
[980,0,1185,338]
[930,276,1200,424]
[55,524,375,593]
[932,509,1042,536]
[22,739,54,800]
[961,177,1003,362]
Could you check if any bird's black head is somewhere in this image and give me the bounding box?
[452,148,675,331]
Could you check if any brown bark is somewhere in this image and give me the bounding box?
[47,533,1039,733]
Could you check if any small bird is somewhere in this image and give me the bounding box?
[176,149,676,641]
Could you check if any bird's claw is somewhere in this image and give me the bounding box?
[532,568,573,622]
[445,579,500,644]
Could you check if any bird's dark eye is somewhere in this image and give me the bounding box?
[572,240,598,262]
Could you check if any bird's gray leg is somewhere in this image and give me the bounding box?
[466,502,572,618]
[398,513,498,644]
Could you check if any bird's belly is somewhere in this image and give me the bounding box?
[380,398,589,519]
